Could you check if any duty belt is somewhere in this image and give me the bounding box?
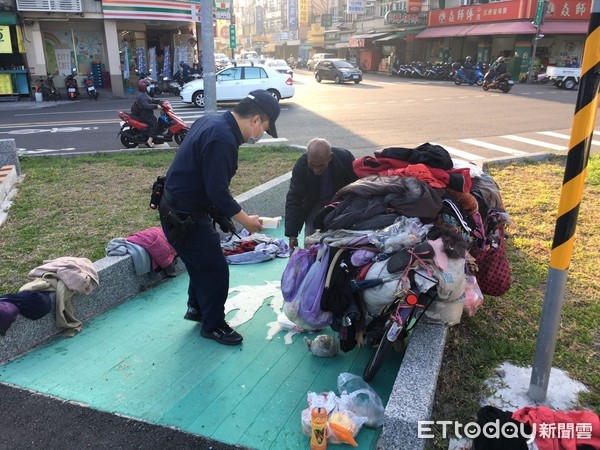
[162,188,208,220]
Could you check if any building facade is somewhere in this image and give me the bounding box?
[0,0,592,99]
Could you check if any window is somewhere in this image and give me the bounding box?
[218,68,243,81]
[244,67,267,79]
[17,0,82,12]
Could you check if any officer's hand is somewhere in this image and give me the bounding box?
[289,237,298,249]
[245,215,263,234]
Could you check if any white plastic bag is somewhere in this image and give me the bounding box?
[337,373,385,427]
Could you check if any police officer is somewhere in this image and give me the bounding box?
[160,90,280,346]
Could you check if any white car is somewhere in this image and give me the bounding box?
[180,64,295,108]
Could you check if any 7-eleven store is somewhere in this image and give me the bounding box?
[20,0,215,97]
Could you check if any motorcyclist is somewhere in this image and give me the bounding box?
[133,78,163,148]
[485,56,508,83]
[287,54,296,68]
[463,56,474,82]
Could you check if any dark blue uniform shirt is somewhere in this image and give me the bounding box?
[165,111,244,218]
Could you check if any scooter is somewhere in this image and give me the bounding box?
[482,72,514,93]
[118,100,188,148]
[65,74,80,100]
[453,67,484,86]
[146,77,162,98]
[83,74,98,100]
[158,76,181,96]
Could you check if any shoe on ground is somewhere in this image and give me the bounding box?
[183,306,202,322]
[146,138,154,148]
[201,323,243,346]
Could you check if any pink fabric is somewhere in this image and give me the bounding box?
[127,226,177,271]
[512,406,600,450]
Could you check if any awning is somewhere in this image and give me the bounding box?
[375,28,426,41]
[335,42,349,48]
[350,32,391,39]
[465,21,536,36]
[286,39,301,46]
[415,25,472,39]
[541,20,588,34]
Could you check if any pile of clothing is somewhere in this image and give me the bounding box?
[282,143,511,350]
[1,256,99,336]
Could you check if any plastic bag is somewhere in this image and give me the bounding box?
[301,392,367,446]
[368,216,431,254]
[463,274,484,316]
[296,244,332,329]
[281,245,319,302]
[337,373,385,427]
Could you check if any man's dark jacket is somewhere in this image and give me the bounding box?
[285,147,357,237]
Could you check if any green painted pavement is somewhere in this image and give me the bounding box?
[0,226,404,449]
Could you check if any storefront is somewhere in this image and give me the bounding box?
[0,6,28,100]
[19,0,201,98]
[415,0,590,80]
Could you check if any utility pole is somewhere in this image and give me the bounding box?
[527,0,546,83]
[200,0,217,113]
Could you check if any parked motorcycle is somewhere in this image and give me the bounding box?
[38,75,60,101]
[482,72,514,93]
[453,66,484,86]
[65,74,80,100]
[83,74,99,100]
[118,100,188,148]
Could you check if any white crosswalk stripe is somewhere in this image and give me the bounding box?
[500,135,568,151]
[537,131,600,146]
[430,142,486,161]
[459,139,529,156]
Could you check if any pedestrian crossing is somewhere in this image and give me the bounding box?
[432,129,600,162]
[163,98,600,163]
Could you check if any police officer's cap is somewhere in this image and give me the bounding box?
[246,90,280,138]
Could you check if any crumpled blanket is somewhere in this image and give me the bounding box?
[105,237,152,276]
[20,256,99,336]
[127,226,177,272]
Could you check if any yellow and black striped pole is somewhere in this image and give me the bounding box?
[528,0,600,402]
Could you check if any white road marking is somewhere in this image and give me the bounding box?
[460,139,529,156]
[537,131,600,146]
[500,135,568,151]
[430,142,485,161]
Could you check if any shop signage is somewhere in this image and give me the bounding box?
[229,24,236,49]
[289,0,298,28]
[385,10,426,25]
[429,1,521,26]
[533,0,546,25]
[0,25,11,54]
[299,0,309,27]
[347,0,365,14]
[543,0,591,20]
[102,0,196,22]
[256,6,264,33]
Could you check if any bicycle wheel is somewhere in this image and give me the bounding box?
[363,321,395,382]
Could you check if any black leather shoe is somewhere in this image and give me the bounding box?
[200,323,243,346]
[183,306,202,323]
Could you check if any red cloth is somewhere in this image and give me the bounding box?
[512,406,600,450]
[127,226,177,271]
[352,155,472,192]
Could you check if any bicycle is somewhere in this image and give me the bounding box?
[362,281,438,382]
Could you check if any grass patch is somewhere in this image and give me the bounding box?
[0,147,300,294]
[429,154,600,448]
[2,149,598,446]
